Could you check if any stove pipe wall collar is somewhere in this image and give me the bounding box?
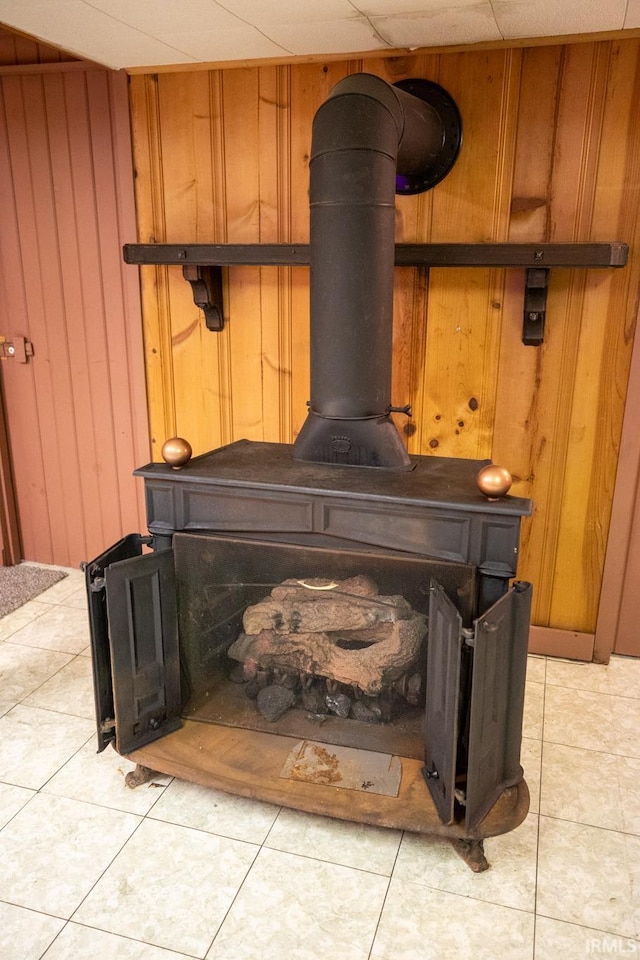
[292,73,462,470]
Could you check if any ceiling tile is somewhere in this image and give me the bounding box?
[160,26,291,61]
[372,6,500,48]
[358,0,475,13]
[0,1,133,43]
[85,0,246,36]
[263,16,390,55]
[624,0,640,28]
[492,0,627,39]
[216,0,359,26]
[70,34,198,69]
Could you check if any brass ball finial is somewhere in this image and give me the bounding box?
[477,464,512,499]
[161,437,192,470]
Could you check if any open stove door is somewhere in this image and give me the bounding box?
[85,536,182,755]
[465,580,532,830]
[424,579,532,829]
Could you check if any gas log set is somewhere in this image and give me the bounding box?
[86,72,533,872]
[227,574,427,724]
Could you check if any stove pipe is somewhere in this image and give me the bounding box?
[292,73,461,469]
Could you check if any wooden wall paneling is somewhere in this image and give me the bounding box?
[220,68,263,442]
[44,71,109,559]
[492,47,562,619]
[4,73,81,563]
[257,66,292,443]
[86,70,150,536]
[493,42,624,632]
[157,70,228,455]
[129,76,177,453]
[548,42,633,632]
[593,40,640,658]
[416,50,522,462]
[0,66,148,566]
[0,386,21,565]
[108,70,153,531]
[0,77,52,561]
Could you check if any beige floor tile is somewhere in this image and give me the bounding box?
[523,680,544,739]
[42,740,171,814]
[610,695,640,759]
[540,742,624,830]
[149,776,279,844]
[41,923,195,960]
[370,877,535,960]
[537,817,640,939]
[618,756,640,835]
[206,846,389,960]
[394,813,538,913]
[23,655,95,718]
[527,655,546,684]
[74,817,259,957]
[0,642,74,701]
[6,604,90,655]
[521,737,542,815]
[61,586,91,611]
[0,902,65,960]
[543,685,616,752]
[0,781,35,828]
[0,699,15,717]
[265,807,402,875]
[0,704,94,789]
[546,655,640,699]
[0,793,140,919]
[35,571,85,604]
[0,600,49,641]
[535,916,640,960]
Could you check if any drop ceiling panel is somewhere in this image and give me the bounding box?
[372,6,501,47]
[217,0,359,26]
[86,0,251,36]
[161,27,289,61]
[264,17,389,55]
[624,0,640,28]
[492,0,628,39]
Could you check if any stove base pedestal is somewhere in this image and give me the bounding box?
[123,718,529,870]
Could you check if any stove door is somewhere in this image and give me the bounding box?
[86,534,145,752]
[423,581,463,825]
[86,536,182,755]
[465,580,532,831]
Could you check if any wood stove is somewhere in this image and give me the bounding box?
[85,73,534,871]
[86,439,532,871]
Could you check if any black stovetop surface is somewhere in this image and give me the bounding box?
[135,440,532,518]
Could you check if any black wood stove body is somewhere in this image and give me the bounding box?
[86,438,532,861]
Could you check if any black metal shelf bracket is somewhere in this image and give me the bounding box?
[124,242,628,344]
[182,264,224,331]
[523,267,549,346]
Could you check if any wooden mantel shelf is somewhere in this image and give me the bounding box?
[123,241,629,343]
[124,241,628,268]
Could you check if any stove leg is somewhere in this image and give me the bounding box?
[449,838,490,872]
[124,763,161,789]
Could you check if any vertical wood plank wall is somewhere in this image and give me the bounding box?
[129,41,640,636]
[0,66,149,566]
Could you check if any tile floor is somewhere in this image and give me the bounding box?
[1,564,639,959]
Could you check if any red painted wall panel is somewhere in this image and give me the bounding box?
[0,65,149,566]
